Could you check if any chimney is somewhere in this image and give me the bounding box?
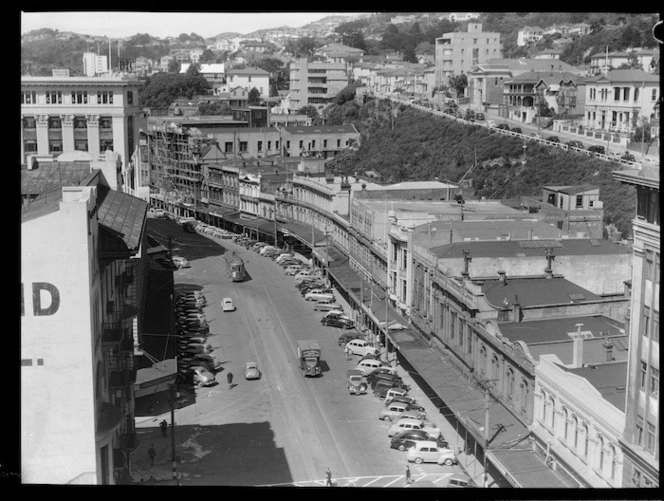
[571,323,585,368]
[602,332,615,362]
[498,270,507,285]
[512,295,522,322]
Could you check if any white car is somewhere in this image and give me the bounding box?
[486,120,497,128]
[221,297,235,312]
[388,418,441,439]
[244,361,261,380]
[189,366,216,387]
[172,256,191,268]
[345,339,379,357]
[406,441,457,466]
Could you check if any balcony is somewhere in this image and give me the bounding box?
[108,353,137,388]
[102,323,124,344]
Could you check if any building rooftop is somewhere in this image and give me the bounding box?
[429,238,629,259]
[498,314,625,345]
[411,218,568,242]
[563,361,628,412]
[281,125,358,134]
[543,184,598,195]
[477,58,580,73]
[585,69,660,83]
[226,67,270,75]
[480,276,602,308]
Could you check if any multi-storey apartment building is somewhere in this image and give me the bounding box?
[613,164,660,488]
[21,169,148,484]
[517,26,544,47]
[289,58,349,110]
[434,23,502,86]
[20,74,143,172]
[281,124,360,158]
[82,52,109,77]
[588,48,659,75]
[583,69,660,135]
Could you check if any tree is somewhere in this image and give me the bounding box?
[248,87,261,105]
[298,105,319,121]
[286,37,317,58]
[198,101,231,115]
[139,72,210,108]
[185,63,200,76]
[167,59,181,73]
[448,74,468,96]
[199,49,217,64]
[631,125,652,143]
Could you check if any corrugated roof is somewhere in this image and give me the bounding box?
[21,162,92,195]
[481,276,601,308]
[98,189,148,252]
[429,238,629,259]
[585,69,660,83]
[498,315,624,345]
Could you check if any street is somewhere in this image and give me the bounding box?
[136,219,466,486]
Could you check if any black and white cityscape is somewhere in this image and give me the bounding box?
[20,11,660,490]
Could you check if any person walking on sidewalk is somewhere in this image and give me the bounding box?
[405,464,412,485]
[325,467,332,487]
[148,444,156,467]
[227,371,234,389]
[345,346,352,361]
[159,419,168,437]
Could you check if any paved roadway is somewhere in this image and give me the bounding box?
[140,218,464,487]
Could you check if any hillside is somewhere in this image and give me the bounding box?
[326,99,636,239]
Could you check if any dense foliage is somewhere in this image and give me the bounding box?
[138,72,210,108]
[326,100,636,238]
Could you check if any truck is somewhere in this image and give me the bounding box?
[297,340,322,377]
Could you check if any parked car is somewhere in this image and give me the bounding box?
[621,152,636,162]
[304,291,335,302]
[355,358,390,376]
[263,249,280,258]
[474,113,485,121]
[587,145,606,155]
[406,440,457,465]
[379,402,425,422]
[280,259,302,268]
[244,361,261,380]
[323,316,355,329]
[313,300,344,312]
[384,395,425,412]
[338,332,362,346]
[171,256,191,269]
[511,127,522,134]
[285,265,304,276]
[388,418,441,439]
[547,135,560,143]
[566,140,585,149]
[446,474,477,487]
[390,430,449,452]
[373,381,410,398]
[299,282,326,293]
[496,123,510,131]
[486,120,497,128]
[189,366,216,387]
[221,297,235,312]
[383,387,409,403]
[368,372,403,387]
[345,339,379,357]
[275,254,293,264]
[347,369,368,395]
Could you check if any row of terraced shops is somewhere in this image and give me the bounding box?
[149,195,573,488]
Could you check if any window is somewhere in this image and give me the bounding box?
[21,91,37,104]
[46,91,62,104]
[275,141,279,149]
[71,91,88,104]
[549,397,556,431]
[582,424,589,456]
[267,141,271,150]
[257,141,263,152]
[652,88,657,101]
[48,117,62,129]
[127,91,134,105]
[640,361,648,389]
[563,408,569,440]
[312,140,316,148]
[49,140,63,153]
[286,141,291,149]
[576,195,583,208]
[450,313,456,343]
[224,142,233,153]
[74,116,87,129]
[635,416,644,446]
[100,139,113,152]
[23,140,37,153]
[645,422,656,453]
[23,117,36,129]
[643,307,650,338]
[598,436,605,470]
[466,330,472,355]
[239,141,248,152]
[634,87,640,101]
[323,139,328,148]
[632,468,642,487]
[506,369,514,399]
[75,140,88,151]
[650,367,659,395]
[299,140,303,149]
[573,417,579,448]
[97,90,113,105]
[609,446,617,480]
[623,87,630,101]
[337,139,341,147]
[402,249,408,268]
[99,117,112,129]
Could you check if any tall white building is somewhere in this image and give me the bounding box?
[82,52,109,77]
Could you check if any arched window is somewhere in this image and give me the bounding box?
[549,396,556,431]
[541,390,549,426]
[506,368,514,400]
[582,424,590,457]
[491,355,499,381]
[608,445,617,481]
[520,379,529,413]
[479,346,487,376]
[573,417,579,449]
[562,408,569,441]
[598,436,605,472]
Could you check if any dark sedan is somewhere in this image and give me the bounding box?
[390,430,449,452]
[322,316,355,329]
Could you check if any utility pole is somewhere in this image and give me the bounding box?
[478,379,498,488]
[169,384,180,485]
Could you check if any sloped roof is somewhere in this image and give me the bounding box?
[543,184,598,195]
[498,315,625,345]
[478,58,579,73]
[21,161,92,196]
[282,125,358,134]
[563,361,628,412]
[481,276,601,308]
[585,69,660,83]
[97,188,148,253]
[226,67,270,75]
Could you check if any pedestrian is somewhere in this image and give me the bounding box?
[160,419,168,437]
[227,371,234,389]
[325,467,332,487]
[148,444,156,467]
[345,346,352,361]
[405,464,412,485]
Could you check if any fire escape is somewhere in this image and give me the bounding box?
[102,259,140,479]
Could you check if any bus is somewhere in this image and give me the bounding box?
[229,253,246,282]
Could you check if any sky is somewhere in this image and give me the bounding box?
[20,11,359,39]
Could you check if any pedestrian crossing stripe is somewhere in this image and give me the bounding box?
[261,472,453,487]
